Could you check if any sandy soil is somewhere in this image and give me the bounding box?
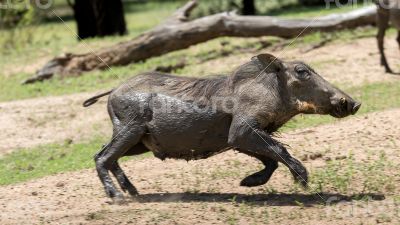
[0,92,110,155]
[0,108,399,224]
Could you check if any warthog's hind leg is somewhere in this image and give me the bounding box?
[110,143,150,196]
[110,162,138,196]
[95,124,146,201]
[238,152,278,187]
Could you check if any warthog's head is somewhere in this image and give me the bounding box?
[234,54,361,119]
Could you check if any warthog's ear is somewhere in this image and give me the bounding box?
[251,53,283,72]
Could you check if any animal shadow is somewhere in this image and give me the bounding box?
[131,192,385,206]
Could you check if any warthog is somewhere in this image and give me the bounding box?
[84,53,361,201]
[377,0,400,73]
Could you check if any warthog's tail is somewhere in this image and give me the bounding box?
[83,90,113,107]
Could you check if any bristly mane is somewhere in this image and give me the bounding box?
[140,72,231,103]
[138,60,263,104]
[171,76,229,100]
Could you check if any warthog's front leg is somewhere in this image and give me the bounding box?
[228,117,308,187]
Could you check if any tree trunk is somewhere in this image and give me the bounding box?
[71,0,127,40]
[92,0,127,37]
[73,0,97,39]
[24,1,377,84]
[242,0,256,15]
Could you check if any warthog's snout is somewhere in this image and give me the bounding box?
[352,101,362,115]
[330,96,361,118]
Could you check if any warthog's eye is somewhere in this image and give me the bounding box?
[295,66,311,81]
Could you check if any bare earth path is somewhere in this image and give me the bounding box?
[0,108,399,224]
[0,93,110,155]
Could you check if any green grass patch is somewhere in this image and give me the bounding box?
[310,151,396,194]
[0,137,150,185]
[0,138,103,185]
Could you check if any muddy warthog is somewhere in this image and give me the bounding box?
[84,53,361,201]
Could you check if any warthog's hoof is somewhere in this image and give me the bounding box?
[111,194,128,205]
[127,189,139,196]
[122,185,139,197]
[293,170,309,189]
[240,177,264,187]
[129,194,141,202]
[240,173,268,187]
[386,69,394,74]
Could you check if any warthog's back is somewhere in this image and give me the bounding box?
[110,72,233,160]
[114,72,229,101]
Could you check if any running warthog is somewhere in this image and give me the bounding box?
[84,53,361,201]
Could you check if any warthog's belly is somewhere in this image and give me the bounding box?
[141,94,232,161]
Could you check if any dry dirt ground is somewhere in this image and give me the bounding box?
[1,37,400,224]
[0,93,110,155]
[0,109,399,224]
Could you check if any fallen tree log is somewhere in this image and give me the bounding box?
[24,1,377,84]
